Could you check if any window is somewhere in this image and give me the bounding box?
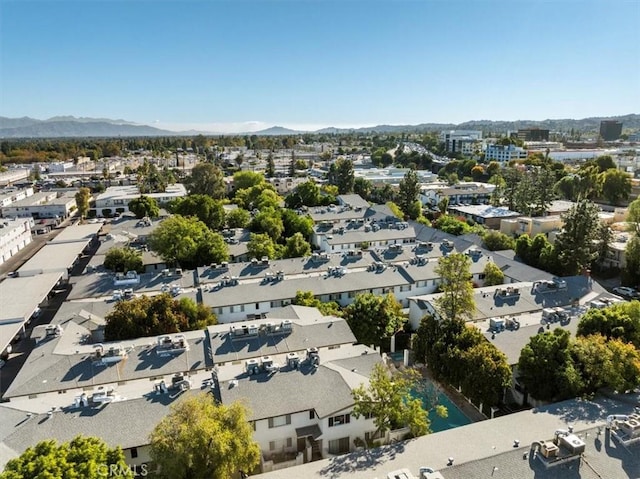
[479,273,486,280]
[255,303,260,310]
[400,285,411,292]
[328,437,350,455]
[130,448,138,459]
[268,414,291,428]
[309,409,315,420]
[328,345,340,350]
[328,414,350,427]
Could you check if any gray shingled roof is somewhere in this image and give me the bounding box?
[201,268,409,308]
[0,391,198,458]
[219,365,359,420]
[4,335,210,399]
[209,320,356,364]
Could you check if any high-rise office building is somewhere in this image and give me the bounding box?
[599,121,623,141]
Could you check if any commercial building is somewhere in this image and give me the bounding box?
[93,184,187,217]
[0,191,77,220]
[484,144,528,165]
[440,131,482,156]
[516,128,550,141]
[600,120,623,141]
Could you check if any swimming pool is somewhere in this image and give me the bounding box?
[411,380,472,433]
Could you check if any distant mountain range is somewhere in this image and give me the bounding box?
[1,114,638,138]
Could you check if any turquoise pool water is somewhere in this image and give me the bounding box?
[411,380,472,433]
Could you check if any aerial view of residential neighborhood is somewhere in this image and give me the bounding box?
[0,1,639,479]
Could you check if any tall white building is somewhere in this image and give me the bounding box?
[484,144,528,165]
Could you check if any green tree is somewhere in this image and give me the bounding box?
[601,169,632,205]
[184,163,225,198]
[250,208,284,241]
[0,436,132,479]
[128,195,160,219]
[104,246,144,273]
[623,236,640,287]
[351,364,429,440]
[265,153,275,178]
[482,261,504,286]
[285,180,321,208]
[554,200,601,275]
[247,232,278,259]
[486,161,500,177]
[482,231,515,251]
[627,197,640,237]
[75,187,91,219]
[577,301,640,349]
[517,328,583,402]
[233,170,264,190]
[292,290,341,317]
[226,208,251,229]
[281,209,314,239]
[327,158,354,194]
[569,334,640,394]
[434,253,475,321]
[149,394,260,479]
[169,195,225,230]
[397,170,421,219]
[148,215,229,268]
[105,293,216,341]
[595,155,616,172]
[284,232,311,258]
[353,177,372,200]
[344,293,406,348]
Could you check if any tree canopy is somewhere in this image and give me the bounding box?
[148,215,229,268]
[351,364,429,440]
[482,261,504,286]
[397,170,421,220]
[434,253,475,321]
[327,158,354,194]
[554,200,601,275]
[517,325,640,402]
[169,195,226,230]
[105,293,216,341]
[149,394,260,479]
[577,301,640,349]
[184,163,225,198]
[601,169,632,205]
[128,195,159,219]
[482,231,515,251]
[75,187,91,219]
[104,246,143,273]
[292,290,342,317]
[413,315,511,411]
[344,293,406,348]
[0,436,132,479]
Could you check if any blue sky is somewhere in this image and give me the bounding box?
[1,0,639,132]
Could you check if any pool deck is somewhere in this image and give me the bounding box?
[419,365,488,423]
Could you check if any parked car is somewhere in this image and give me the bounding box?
[612,286,640,300]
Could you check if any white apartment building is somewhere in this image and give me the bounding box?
[0,217,34,265]
[0,191,77,219]
[484,144,528,165]
[0,187,34,208]
[93,183,187,217]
